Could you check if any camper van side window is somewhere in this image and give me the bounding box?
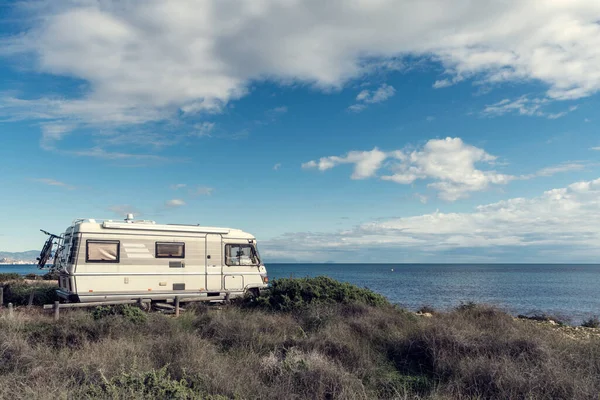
[86,240,120,263]
[155,242,185,258]
[225,244,259,266]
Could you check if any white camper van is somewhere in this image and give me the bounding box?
[37,215,269,303]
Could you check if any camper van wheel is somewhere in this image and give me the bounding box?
[246,288,260,301]
[137,299,150,312]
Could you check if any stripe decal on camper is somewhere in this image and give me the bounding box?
[122,243,153,259]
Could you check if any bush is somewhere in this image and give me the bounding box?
[517,313,569,326]
[581,316,600,328]
[92,305,148,324]
[2,282,59,306]
[42,270,60,281]
[247,276,389,312]
[0,273,22,282]
[24,273,39,281]
[455,301,478,311]
[0,300,599,399]
[83,368,204,399]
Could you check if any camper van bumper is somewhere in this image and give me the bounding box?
[56,289,80,302]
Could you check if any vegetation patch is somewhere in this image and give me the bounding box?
[0,278,599,399]
[246,276,390,311]
[82,368,212,400]
[517,313,569,326]
[92,305,148,324]
[42,270,60,281]
[0,273,22,283]
[1,281,59,306]
[581,316,600,328]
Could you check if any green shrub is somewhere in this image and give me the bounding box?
[24,273,39,280]
[83,367,204,399]
[2,282,59,306]
[92,305,148,324]
[581,316,600,328]
[1,302,599,399]
[517,313,569,326]
[247,276,389,312]
[455,301,478,311]
[42,270,60,281]
[0,273,22,282]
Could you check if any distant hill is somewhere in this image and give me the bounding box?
[0,250,39,263]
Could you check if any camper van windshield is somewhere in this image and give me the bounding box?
[225,244,260,266]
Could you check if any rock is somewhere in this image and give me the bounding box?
[414,312,433,317]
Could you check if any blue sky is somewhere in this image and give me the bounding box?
[1,0,600,262]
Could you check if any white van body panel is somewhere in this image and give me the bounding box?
[53,218,268,302]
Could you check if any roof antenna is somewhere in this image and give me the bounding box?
[125,213,134,223]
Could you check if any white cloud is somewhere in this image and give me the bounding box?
[40,123,75,150]
[165,199,185,208]
[66,147,166,161]
[384,138,514,200]
[191,186,214,196]
[547,106,578,120]
[482,97,578,119]
[193,122,215,137]
[348,84,395,112]
[367,84,396,103]
[517,162,590,180]
[258,106,289,124]
[304,138,513,200]
[171,184,187,190]
[302,148,387,180]
[534,163,585,177]
[3,0,600,144]
[271,106,288,114]
[303,138,586,201]
[261,177,600,263]
[414,193,428,204]
[31,178,75,190]
[347,104,367,113]
[273,163,281,171]
[433,76,464,89]
[94,130,181,149]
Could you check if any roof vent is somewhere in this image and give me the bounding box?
[125,213,134,223]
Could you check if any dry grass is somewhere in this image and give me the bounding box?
[0,301,599,399]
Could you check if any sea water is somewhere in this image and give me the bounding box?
[3,263,599,324]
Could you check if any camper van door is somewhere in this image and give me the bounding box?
[205,233,223,291]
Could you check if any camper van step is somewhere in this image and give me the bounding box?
[165,295,227,304]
